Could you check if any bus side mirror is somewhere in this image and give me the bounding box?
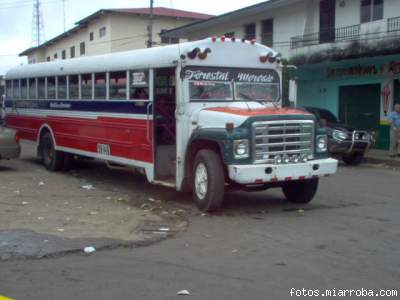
[288,80,297,106]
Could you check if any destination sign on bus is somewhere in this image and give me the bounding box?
[183,67,279,84]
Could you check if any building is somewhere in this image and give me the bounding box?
[19,7,213,64]
[162,0,400,149]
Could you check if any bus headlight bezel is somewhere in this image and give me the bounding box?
[233,139,249,159]
[316,135,328,153]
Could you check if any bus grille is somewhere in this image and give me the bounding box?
[252,120,314,164]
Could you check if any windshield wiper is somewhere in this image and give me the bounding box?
[238,92,267,106]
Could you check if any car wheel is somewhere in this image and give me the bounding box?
[342,152,364,166]
[282,178,319,204]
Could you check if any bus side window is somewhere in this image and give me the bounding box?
[58,76,67,99]
[81,73,92,100]
[12,79,20,99]
[109,71,127,100]
[38,78,46,99]
[47,77,56,99]
[21,79,28,99]
[28,78,36,99]
[130,70,149,102]
[6,80,12,98]
[94,73,106,99]
[69,75,79,99]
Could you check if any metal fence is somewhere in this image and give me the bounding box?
[388,16,400,32]
[290,24,361,49]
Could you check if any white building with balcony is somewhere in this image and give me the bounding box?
[162,0,400,149]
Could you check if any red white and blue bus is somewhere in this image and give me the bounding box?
[2,37,337,211]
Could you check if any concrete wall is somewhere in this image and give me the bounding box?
[109,14,192,52]
[25,13,199,63]
[185,1,311,58]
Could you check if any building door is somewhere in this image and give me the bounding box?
[339,84,381,131]
[319,0,335,43]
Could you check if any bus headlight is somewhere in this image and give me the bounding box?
[233,139,249,159]
[316,135,328,153]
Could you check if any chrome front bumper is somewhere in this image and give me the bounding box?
[228,158,338,185]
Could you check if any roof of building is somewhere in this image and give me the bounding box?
[19,7,214,57]
[77,7,213,25]
[161,0,300,38]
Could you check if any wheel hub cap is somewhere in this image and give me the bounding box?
[195,163,208,200]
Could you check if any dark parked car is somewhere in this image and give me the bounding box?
[302,107,373,165]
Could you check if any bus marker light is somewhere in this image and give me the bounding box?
[221,36,226,42]
[211,36,217,42]
[231,37,236,42]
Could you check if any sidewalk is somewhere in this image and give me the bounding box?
[365,149,400,168]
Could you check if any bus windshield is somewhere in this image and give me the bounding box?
[185,66,280,103]
[235,82,279,102]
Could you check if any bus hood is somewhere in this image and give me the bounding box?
[194,103,311,129]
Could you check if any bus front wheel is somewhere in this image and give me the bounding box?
[192,149,224,212]
[40,132,64,171]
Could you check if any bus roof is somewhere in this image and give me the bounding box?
[6,38,280,79]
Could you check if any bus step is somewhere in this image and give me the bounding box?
[153,179,176,188]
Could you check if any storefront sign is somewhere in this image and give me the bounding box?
[327,61,400,78]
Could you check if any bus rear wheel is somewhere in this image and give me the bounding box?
[40,132,64,171]
[282,178,319,204]
[192,149,224,212]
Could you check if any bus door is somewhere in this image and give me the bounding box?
[153,68,177,183]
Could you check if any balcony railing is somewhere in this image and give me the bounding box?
[388,16,400,32]
[290,24,360,49]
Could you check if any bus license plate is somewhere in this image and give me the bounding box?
[97,144,111,156]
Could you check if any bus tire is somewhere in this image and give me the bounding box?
[282,178,319,204]
[40,132,64,171]
[342,152,364,166]
[192,149,224,212]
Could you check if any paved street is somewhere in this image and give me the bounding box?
[0,148,399,299]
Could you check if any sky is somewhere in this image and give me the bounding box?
[0,0,266,75]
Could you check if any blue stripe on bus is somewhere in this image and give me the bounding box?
[4,99,150,114]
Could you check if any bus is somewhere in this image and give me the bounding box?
[2,37,337,211]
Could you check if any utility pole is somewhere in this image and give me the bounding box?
[147,0,154,48]
[62,0,66,32]
[31,0,45,46]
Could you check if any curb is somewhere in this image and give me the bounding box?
[365,156,400,168]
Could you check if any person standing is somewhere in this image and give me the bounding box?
[388,104,400,157]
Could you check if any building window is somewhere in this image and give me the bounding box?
[69,75,79,99]
[58,76,67,99]
[89,32,94,41]
[47,77,56,99]
[361,0,384,23]
[261,19,273,47]
[109,71,127,100]
[62,50,66,59]
[94,73,107,99]
[54,53,58,60]
[70,46,75,58]
[46,56,50,62]
[80,42,85,55]
[99,26,106,38]
[81,73,92,99]
[244,23,256,40]
[224,32,235,38]
[160,29,179,44]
